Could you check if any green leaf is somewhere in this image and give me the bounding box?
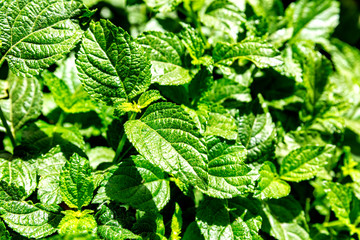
[42,71,97,114]
[98,225,141,240]
[0,158,36,198]
[288,0,340,41]
[213,38,283,68]
[323,182,352,222]
[76,20,151,105]
[200,0,246,43]
[124,102,208,190]
[170,203,182,240]
[0,0,84,76]
[138,90,165,109]
[137,31,191,85]
[87,146,115,170]
[106,155,170,211]
[254,161,291,200]
[144,0,182,13]
[279,145,335,182]
[0,74,42,134]
[236,100,276,162]
[196,197,263,240]
[0,200,61,239]
[204,136,253,199]
[0,219,11,240]
[0,181,26,201]
[58,210,97,236]
[182,222,204,240]
[197,104,238,140]
[36,146,67,206]
[60,153,94,209]
[179,25,205,61]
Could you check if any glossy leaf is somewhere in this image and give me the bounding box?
[76,20,151,105]
[0,158,36,198]
[98,225,141,240]
[0,200,61,239]
[60,153,94,209]
[58,210,97,235]
[0,0,84,76]
[213,39,283,68]
[106,155,170,211]
[280,145,335,182]
[324,182,352,222]
[137,31,191,85]
[179,25,205,61]
[124,102,208,190]
[87,146,115,170]
[204,136,253,199]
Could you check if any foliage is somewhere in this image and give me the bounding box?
[0,0,359,239]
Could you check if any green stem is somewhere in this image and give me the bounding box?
[113,112,137,163]
[0,106,16,149]
[0,56,6,69]
[57,111,67,126]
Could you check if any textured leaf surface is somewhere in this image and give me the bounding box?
[58,211,97,235]
[60,153,94,209]
[0,181,26,201]
[254,161,290,200]
[0,219,11,240]
[213,39,282,68]
[98,225,141,240]
[125,102,208,190]
[137,31,191,85]
[0,0,84,76]
[170,202,183,240]
[289,0,340,41]
[106,155,170,211]
[237,104,276,162]
[0,201,61,239]
[0,74,42,134]
[204,137,253,199]
[76,20,151,105]
[196,198,262,240]
[87,146,115,170]
[0,159,36,198]
[324,182,352,221]
[36,146,67,206]
[280,145,335,182]
[179,25,205,60]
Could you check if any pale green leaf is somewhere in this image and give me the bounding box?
[106,155,170,211]
[0,74,42,134]
[58,210,97,235]
[0,158,36,198]
[324,182,352,222]
[213,38,283,68]
[196,198,263,240]
[0,0,84,76]
[87,146,115,170]
[204,136,253,199]
[254,161,290,200]
[0,200,61,239]
[237,102,276,162]
[98,225,141,240]
[144,0,182,13]
[42,71,97,113]
[60,153,94,209]
[138,90,164,109]
[170,203,182,240]
[124,102,208,190]
[36,146,67,206]
[76,20,151,105]
[54,53,82,94]
[280,145,335,182]
[137,31,191,85]
[288,0,340,41]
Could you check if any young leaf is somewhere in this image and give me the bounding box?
[204,136,253,199]
[196,197,263,240]
[87,146,115,170]
[106,155,170,211]
[0,200,62,239]
[254,161,291,200]
[137,31,191,85]
[0,158,36,198]
[179,25,205,61]
[0,0,85,76]
[58,210,97,236]
[60,153,94,210]
[76,20,151,106]
[323,182,352,222]
[170,203,183,240]
[279,145,335,182]
[213,38,283,68]
[0,74,42,134]
[36,146,67,206]
[124,102,208,190]
[288,0,340,41]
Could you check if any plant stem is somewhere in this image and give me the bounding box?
[57,111,67,126]
[0,106,16,149]
[113,112,137,163]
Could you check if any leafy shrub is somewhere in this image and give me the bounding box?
[0,0,360,239]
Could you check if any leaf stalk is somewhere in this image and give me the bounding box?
[0,105,16,148]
